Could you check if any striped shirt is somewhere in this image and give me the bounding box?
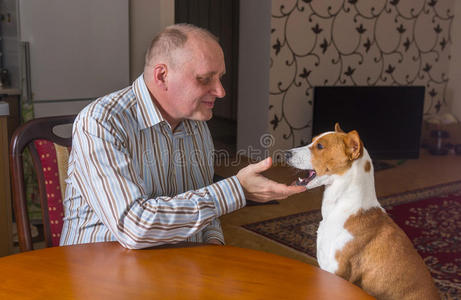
[59,75,246,248]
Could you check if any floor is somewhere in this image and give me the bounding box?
[214,150,461,266]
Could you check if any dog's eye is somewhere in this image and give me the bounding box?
[317,143,324,150]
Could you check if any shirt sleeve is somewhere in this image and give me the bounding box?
[71,115,245,249]
[202,218,225,244]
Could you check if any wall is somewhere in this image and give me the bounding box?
[449,0,461,120]
[32,2,175,113]
[237,0,272,158]
[130,0,174,81]
[268,0,455,150]
[16,0,129,118]
[0,1,174,93]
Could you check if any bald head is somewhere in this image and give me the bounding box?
[142,23,226,130]
[144,23,219,72]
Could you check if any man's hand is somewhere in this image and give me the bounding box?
[236,157,306,202]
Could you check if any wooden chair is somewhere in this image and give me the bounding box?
[9,115,76,251]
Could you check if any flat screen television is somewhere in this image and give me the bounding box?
[312,86,425,160]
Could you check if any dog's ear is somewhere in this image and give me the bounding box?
[344,130,363,160]
[334,123,344,133]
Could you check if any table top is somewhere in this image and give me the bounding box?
[0,242,373,299]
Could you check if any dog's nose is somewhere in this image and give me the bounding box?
[284,151,293,160]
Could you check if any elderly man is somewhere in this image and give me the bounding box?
[60,24,305,248]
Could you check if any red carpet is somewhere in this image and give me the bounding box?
[243,181,461,299]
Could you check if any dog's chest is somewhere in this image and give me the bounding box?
[317,210,354,274]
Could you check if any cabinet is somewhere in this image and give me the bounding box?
[0,89,19,256]
[0,91,20,141]
[0,100,13,256]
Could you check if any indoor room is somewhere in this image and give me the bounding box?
[0,0,460,299]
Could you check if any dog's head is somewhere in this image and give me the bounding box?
[286,123,363,189]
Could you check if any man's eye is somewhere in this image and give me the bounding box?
[317,143,324,150]
[198,77,211,85]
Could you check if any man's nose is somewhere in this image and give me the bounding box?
[213,79,226,98]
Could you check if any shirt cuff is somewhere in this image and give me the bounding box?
[208,176,246,216]
[202,220,225,245]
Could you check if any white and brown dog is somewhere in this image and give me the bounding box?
[286,123,439,300]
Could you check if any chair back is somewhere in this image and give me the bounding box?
[10,115,76,251]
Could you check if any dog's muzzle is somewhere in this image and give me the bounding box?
[296,169,317,186]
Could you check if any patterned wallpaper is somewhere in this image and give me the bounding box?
[269,0,455,149]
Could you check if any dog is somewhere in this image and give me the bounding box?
[285,123,439,300]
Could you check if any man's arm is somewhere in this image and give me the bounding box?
[72,116,244,249]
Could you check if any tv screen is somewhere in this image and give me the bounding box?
[312,86,425,160]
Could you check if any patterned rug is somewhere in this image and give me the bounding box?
[243,181,461,299]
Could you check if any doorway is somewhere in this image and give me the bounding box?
[175,0,239,155]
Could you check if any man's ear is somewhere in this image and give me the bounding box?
[152,64,168,91]
[344,130,363,160]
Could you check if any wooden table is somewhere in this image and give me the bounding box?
[0,242,374,299]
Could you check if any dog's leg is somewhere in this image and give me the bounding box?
[334,259,352,281]
[333,243,363,285]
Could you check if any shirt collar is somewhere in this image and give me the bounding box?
[133,74,197,136]
[179,119,198,136]
[133,74,165,130]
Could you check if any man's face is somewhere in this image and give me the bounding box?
[165,37,226,124]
